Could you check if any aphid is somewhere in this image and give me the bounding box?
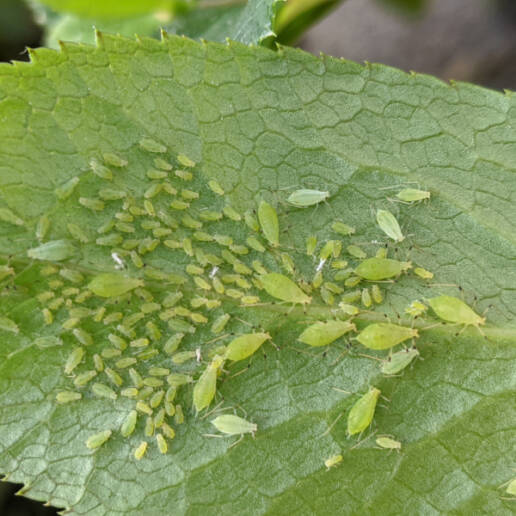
[241,295,260,305]
[211,313,230,334]
[414,267,434,280]
[161,423,176,440]
[306,236,317,256]
[34,335,62,348]
[91,382,117,400]
[257,200,279,247]
[190,312,208,324]
[170,199,190,211]
[150,390,164,409]
[147,169,168,180]
[381,347,420,375]
[168,319,195,334]
[361,288,372,308]
[224,333,271,361]
[505,478,516,496]
[153,157,172,170]
[73,370,97,388]
[115,222,135,234]
[199,210,223,222]
[128,368,144,389]
[140,137,166,153]
[193,355,225,412]
[76,290,93,303]
[355,257,411,280]
[0,264,14,280]
[212,277,225,295]
[182,237,193,257]
[332,221,355,236]
[154,407,166,426]
[167,373,192,387]
[347,387,381,436]
[174,404,185,425]
[194,277,211,291]
[428,295,485,329]
[130,337,149,348]
[56,391,82,404]
[103,152,127,168]
[163,333,185,354]
[116,357,138,369]
[60,268,84,284]
[136,400,153,416]
[229,244,249,256]
[48,296,64,309]
[64,347,84,374]
[371,284,383,304]
[177,153,195,167]
[243,236,264,253]
[35,215,50,241]
[98,188,126,201]
[186,264,204,276]
[79,197,104,211]
[357,323,418,350]
[144,377,164,388]
[208,179,224,195]
[105,367,123,387]
[395,188,430,202]
[96,233,123,247]
[260,273,311,305]
[88,273,143,298]
[311,270,323,289]
[298,320,355,347]
[347,245,366,259]
[404,300,427,317]
[97,220,115,235]
[226,288,244,299]
[211,414,257,437]
[121,388,138,398]
[155,433,167,454]
[244,210,259,232]
[86,430,112,450]
[93,354,104,372]
[338,302,359,315]
[175,169,193,181]
[0,315,18,334]
[145,416,155,437]
[223,205,241,222]
[90,159,113,180]
[320,241,337,261]
[287,189,329,208]
[376,436,402,451]
[120,410,138,438]
[104,313,123,325]
[251,260,267,276]
[344,276,361,288]
[101,348,121,359]
[324,454,343,470]
[55,176,79,200]
[320,287,335,306]
[324,282,343,294]
[27,240,76,261]
[376,209,404,242]
[331,260,349,270]
[280,253,295,275]
[134,441,148,460]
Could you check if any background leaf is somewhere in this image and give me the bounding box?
[0,35,515,515]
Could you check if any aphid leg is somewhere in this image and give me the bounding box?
[227,363,251,379]
[319,412,345,438]
[228,434,244,449]
[350,430,377,449]
[202,433,224,439]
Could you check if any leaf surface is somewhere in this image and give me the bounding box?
[0,35,515,515]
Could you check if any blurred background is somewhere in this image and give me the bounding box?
[0,0,515,513]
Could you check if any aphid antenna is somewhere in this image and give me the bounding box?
[204,334,230,345]
[319,412,345,438]
[356,353,383,363]
[226,364,251,380]
[200,400,228,420]
[331,387,352,394]
[350,429,377,450]
[500,496,516,501]
[202,433,224,439]
[420,322,445,332]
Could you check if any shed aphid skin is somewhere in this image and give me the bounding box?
[347,387,381,436]
[376,209,404,242]
[88,273,143,298]
[90,159,113,180]
[140,137,166,153]
[286,189,330,208]
[134,441,148,460]
[332,221,355,236]
[224,333,271,361]
[211,414,257,437]
[56,391,82,404]
[298,321,356,347]
[395,188,430,203]
[357,323,418,350]
[324,454,343,470]
[260,273,311,305]
[55,176,80,200]
[414,267,434,280]
[428,295,486,329]
[86,430,112,450]
[27,240,76,261]
[376,436,402,451]
[381,347,420,375]
[257,200,280,247]
[355,257,411,281]
[193,355,225,412]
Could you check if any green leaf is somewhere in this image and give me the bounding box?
[0,35,515,515]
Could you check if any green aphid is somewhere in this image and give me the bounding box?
[395,188,430,202]
[116,357,137,369]
[199,210,223,222]
[261,273,311,305]
[140,137,166,153]
[347,245,366,259]
[347,387,381,436]
[193,355,225,412]
[505,478,516,496]
[98,188,126,201]
[175,169,193,181]
[244,210,259,231]
[134,441,148,460]
[192,231,213,243]
[36,215,50,241]
[311,270,322,289]
[79,197,104,211]
[224,333,271,361]
[214,234,233,248]
[166,373,192,388]
[306,236,317,256]
[76,290,93,303]
[163,333,185,354]
[211,414,257,436]
[115,221,135,233]
[332,221,355,236]
[64,347,84,374]
[280,253,295,275]
[92,382,117,400]
[177,153,195,167]
[103,152,127,168]
[404,300,427,317]
[154,157,172,170]
[338,302,359,316]
[150,390,164,409]
[355,257,412,281]
[226,288,244,299]
[101,348,121,359]
[223,205,241,221]
[88,273,143,298]
[121,410,138,437]
[206,179,224,195]
[124,312,145,328]
[331,260,348,270]
[56,391,82,404]
[138,387,154,400]
[154,407,166,425]
[229,244,249,256]
[147,169,167,180]
[0,315,18,334]
[211,314,230,334]
[361,288,372,308]
[96,233,122,247]
[241,295,260,305]
[414,267,434,280]
[344,276,361,288]
[71,328,92,346]
[244,236,265,253]
[286,189,329,208]
[298,320,356,347]
[381,347,420,375]
[93,354,104,372]
[257,200,279,247]
[130,251,144,269]
[371,284,383,304]
[376,436,402,451]
[376,209,404,242]
[97,220,115,235]
[148,367,169,377]
[129,368,144,388]
[144,183,163,200]
[161,182,178,196]
[0,264,14,281]
[182,214,202,230]
[182,237,193,257]
[86,430,112,450]
[73,370,97,388]
[90,159,113,180]
[105,367,123,386]
[320,240,337,261]
[427,295,485,329]
[136,401,153,416]
[104,312,123,325]
[357,323,418,350]
[324,454,343,470]
[168,319,195,334]
[34,335,62,348]
[55,176,79,200]
[59,268,84,284]
[376,247,388,259]
[233,262,253,276]
[155,433,168,454]
[144,417,155,437]
[324,282,343,295]
[146,321,162,341]
[28,240,76,261]
[320,287,335,306]
[334,268,354,282]
[130,338,149,348]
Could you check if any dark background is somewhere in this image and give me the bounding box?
[1,0,515,514]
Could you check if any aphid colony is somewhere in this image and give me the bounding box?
[11,139,486,461]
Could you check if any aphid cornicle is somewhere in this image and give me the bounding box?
[257,200,279,247]
[347,387,381,436]
[193,355,225,412]
[298,320,356,347]
[428,295,485,329]
[381,347,420,375]
[224,333,271,361]
[211,414,257,436]
[357,323,418,350]
[355,257,412,281]
[376,209,404,242]
[286,189,330,208]
[260,273,311,305]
